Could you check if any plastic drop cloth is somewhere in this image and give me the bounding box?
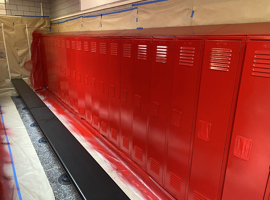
[0,95,55,200]
[36,89,175,200]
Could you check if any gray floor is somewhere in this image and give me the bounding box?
[12,96,82,200]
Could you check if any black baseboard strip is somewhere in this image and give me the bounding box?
[12,79,129,200]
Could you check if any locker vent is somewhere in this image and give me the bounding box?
[138,44,147,60]
[123,44,131,58]
[100,43,106,54]
[86,110,91,121]
[170,172,181,192]
[71,41,75,50]
[150,158,160,175]
[194,191,209,200]
[252,50,270,78]
[111,128,117,141]
[66,40,70,49]
[91,42,96,53]
[111,43,118,56]
[84,41,89,51]
[123,136,129,150]
[135,146,143,161]
[93,116,98,126]
[210,48,232,72]
[101,121,107,133]
[156,46,167,63]
[62,40,65,48]
[179,46,195,67]
[76,41,81,50]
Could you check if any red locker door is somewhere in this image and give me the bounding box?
[57,36,64,100]
[40,36,48,88]
[147,37,174,184]
[90,37,100,130]
[83,38,92,124]
[120,37,134,156]
[108,37,121,146]
[69,37,78,112]
[264,173,270,200]
[76,37,86,119]
[132,37,152,169]
[165,37,204,200]
[98,37,109,137]
[188,36,246,200]
[61,37,68,105]
[222,36,270,200]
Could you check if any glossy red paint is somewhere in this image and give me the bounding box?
[188,36,246,200]
[108,37,121,146]
[222,36,270,200]
[165,37,204,200]
[120,37,134,157]
[132,37,152,169]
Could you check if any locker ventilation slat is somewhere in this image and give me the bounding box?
[170,172,181,192]
[111,128,117,141]
[150,158,160,175]
[209,48,232,72]
[194,191,209,200]
[123,136,129,150]
[100,43,106,54]
[179,46,195,67]
[72,41,75,50]
[101,121,107,133]
[62,39,65,48]
[135,146,143,161]
[252,50,270,78]
[84,41,89,52]
[76,41,81,50]
[123,44,131,58]
[66,40,70,49]
[138,44,147,60]
[111,43,117,56]
[91,42,96,53]
[156,46,167,63]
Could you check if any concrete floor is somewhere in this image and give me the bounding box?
[12,96,82,200]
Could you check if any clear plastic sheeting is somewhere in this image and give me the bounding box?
[37,89,174,200]
[0,95,55,200]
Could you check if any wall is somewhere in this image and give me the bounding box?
[1,0,50,17]
[50,0,80,19]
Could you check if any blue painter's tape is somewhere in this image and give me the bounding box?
[132,0,167,6]
[0,106,22,200]
[191,10,195,18]
[102,7,137,16]
[137,27,143,29]
[136,18,138,22]
[13,23,14,26]
[83,14,101,18]
[15,15,49,17]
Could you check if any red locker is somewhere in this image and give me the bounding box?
[132,37,152,169]
[97,37,109,137]
[120,37,134,156]
[165,37,204,200]
[146,37,175,184]
[83,37,92,124]
[57,36,65,101]
[188,36,246,200]
[67,37,78,112]
[89,37,100,130]
[76,36,86,119]
[108,37,121,146]
[40,36,48,88]
[61,36,68,105]
[222,36,270,200]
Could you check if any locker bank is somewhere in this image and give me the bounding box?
[0,1,270,200]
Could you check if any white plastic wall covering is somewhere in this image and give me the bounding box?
[25,24,31,58]
[1,23,11,80]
